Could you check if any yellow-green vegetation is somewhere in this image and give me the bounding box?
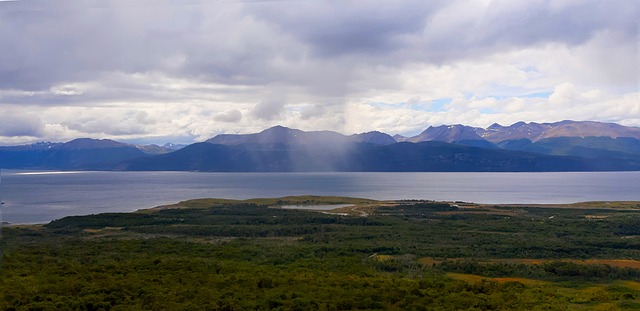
[447,273,550,286]
[151,195,377,210]
[2,197,639,310]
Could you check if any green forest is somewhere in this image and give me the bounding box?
[2,196,639,310]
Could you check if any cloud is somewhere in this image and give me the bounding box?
[549,82,578,105]
[50,84,84,96]
[246,1,437,58]
[135,111,155,125]
[0,0,637,145]
[0,113,43,137]
[252,96,285,120]
[3,0,634,92]
[300,104,326,120]
[61,115,148,136]
[213,109,242,123]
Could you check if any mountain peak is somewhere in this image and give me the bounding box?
[262,125,291,132]
[408,124,485,143]
[3,120,640,171]
[207,126,347,145]
[482,120,640,143]
[351,131,397,145]
[61,138,130,150]
[206,126,400,146]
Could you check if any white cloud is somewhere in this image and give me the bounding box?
[549,82,578,105]
[50,84,84,96]
[252,96,286,121]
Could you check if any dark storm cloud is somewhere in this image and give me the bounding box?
[0,0,635,94]
[249,0,637,63]
[0,0,205,91]
[245,1,441,58]
[419,1,637,59]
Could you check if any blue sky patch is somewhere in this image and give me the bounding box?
[429,98,452,111]
[523,91,552,98]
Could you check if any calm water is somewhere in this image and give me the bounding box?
[1,170,639,224]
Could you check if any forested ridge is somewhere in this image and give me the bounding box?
[2,197,639,310]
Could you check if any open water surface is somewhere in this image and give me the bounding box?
[1,170,639,224]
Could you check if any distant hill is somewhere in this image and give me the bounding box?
[477,120,640,143]
[404,124,495,148]
[135,143,184,155]
[0,141,63,151]
[398,120,640,161]
[120,140,640,172]
[120,142,356,172]
[349,131,397,145]
[497,136,640,160]
[406,125,484,143]
[393,134,408,142]
[206,125,395,146]
[206,125,348,146]
[0,138,149,170]
[2,121,639,171]
[162,143,188,150]
[58,138,130,150]
[401,120,640,145]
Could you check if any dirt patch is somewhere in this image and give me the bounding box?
[418,257,442,266]
[573,259,640,269]
[447,273,549,285]
[331,203,397,216]
[489,258,640,269]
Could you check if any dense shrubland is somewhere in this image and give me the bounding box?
[2,199,639,310]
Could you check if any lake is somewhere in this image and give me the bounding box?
[1,170,639,224]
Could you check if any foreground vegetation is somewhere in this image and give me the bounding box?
[2,196,639,310]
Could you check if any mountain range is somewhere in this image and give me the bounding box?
[205,126,398,146]
[1,120,639,171]
[0,139,180,170]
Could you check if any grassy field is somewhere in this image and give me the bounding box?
[2,196,639,310]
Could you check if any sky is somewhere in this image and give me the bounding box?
[0,0,638,145]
